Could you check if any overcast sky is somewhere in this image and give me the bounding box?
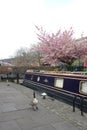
[0,0,87,59]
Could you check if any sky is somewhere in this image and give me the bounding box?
[0,0,87,59]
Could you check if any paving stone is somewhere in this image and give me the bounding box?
[16,117,40,130]
[32,124,57,130]
[0,120,21,130]
[52,121,79,130]
[0,103,17,112]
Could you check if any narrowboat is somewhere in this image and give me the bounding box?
[23,70,87,112]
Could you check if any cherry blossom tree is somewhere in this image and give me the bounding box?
[35,26,74,65]
[75,37,87,58]
[35,26,87,66]
[74,37,87,66]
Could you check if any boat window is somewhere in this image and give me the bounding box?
[54,78,64,88]
[37,76,40,81]
[79,81,87,95]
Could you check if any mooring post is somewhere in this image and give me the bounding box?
[73,96,76,112]
[17,73,19,84]
[80,97,84,116]
[33,91,36,98]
